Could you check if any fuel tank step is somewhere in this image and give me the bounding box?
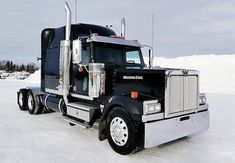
[61,116,90,129]
[66,102,99,122]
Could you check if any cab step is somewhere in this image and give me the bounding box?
[61,116,90,129]
[66,102,99,122]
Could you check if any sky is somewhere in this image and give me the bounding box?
[0,0,235,64]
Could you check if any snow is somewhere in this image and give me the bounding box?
[0,80,235,163]
[24,69,41,85]
[1,71,30,80]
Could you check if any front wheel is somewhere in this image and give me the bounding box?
[107,107,136,155]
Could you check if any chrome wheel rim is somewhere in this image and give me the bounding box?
[110,117,128,146]
[28,95,34,110]
[19,93,23,107]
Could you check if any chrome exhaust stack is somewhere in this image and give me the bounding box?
[60,2,72,104]
[65,2,71,41]
[121,18,126,38]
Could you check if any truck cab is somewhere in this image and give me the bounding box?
[17,2,209,155]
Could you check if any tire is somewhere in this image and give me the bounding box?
[17,89,28,111]
[27,90,43,115]
[106,107,136,155]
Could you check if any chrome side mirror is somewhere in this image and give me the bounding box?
[72,39,82,64]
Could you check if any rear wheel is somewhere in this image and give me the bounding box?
[27,90,43,115]
[107,107,136,155]
[17,89,27,111]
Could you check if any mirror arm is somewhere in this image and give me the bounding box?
[142,44,153,68]
[149,49,151,68]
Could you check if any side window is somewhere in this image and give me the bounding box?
[126,51,141,64]
[80,46,89,65]
[45,48,60,75]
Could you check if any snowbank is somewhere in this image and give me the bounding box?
[2,71,30,81]
[145,54,235,94]
[24,69,41,85]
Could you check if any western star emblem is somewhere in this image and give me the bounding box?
[183,69,188,75]
[123,76,143,80]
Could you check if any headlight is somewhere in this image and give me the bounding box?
[199,93,207,105]
[143,100,161,115]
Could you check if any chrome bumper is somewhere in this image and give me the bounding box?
[144,109,209,148]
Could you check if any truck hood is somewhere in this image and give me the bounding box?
[106,66,199,101]
[106,67,168,99]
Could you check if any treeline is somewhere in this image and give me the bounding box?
[0,60,39,73]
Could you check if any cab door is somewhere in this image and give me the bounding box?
[71,40,90,97]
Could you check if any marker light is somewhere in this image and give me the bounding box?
[131,91,138,99]
[79,66,84,72]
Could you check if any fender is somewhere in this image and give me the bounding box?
[98,96,143,141]
[27,87,44,106]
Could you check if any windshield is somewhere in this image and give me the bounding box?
[93,43,144,67]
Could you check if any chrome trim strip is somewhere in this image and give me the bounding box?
[58,99,63,113]
[44,93,50,110]
[143,100,158,105]
[87,35,141,47]
[67,103,95,111]
[70,93,93,101]
[142,113,164,122]
[45,88,63,95]
[165,69,199,76]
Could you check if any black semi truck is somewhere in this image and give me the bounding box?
[17,2,209,155]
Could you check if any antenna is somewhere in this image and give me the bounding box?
[152,14,154,62]
[74,0,78,23]
[121,18,126,38]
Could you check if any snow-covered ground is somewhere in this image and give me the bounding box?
[0,54,235,162]
[0,80,234,163]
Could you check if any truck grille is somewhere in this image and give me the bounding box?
[165,70,199,118]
